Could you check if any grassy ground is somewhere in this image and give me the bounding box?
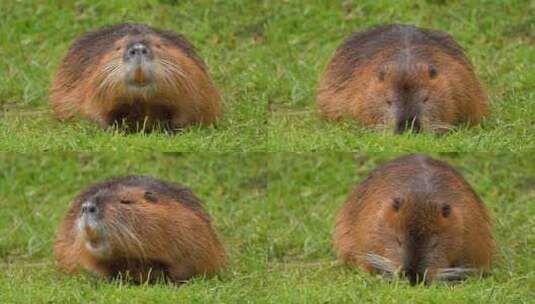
[0,0,533,303]
[1,0,533,151]
[1,153,533,303]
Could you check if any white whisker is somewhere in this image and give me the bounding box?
[435,267,476,281]
[157,58,199,100]
[106,218,147,261]
[95,60,124,98]
[366,253,396,278]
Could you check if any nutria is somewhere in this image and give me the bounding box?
[54,175,227,284]
[318,24,489,133]
[334,154,494,285]
[49,23,222,132]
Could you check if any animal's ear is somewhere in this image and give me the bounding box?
[144,191,158,203]
[441,204,451,218]
[428,64,438,79]
[392,198,402,212]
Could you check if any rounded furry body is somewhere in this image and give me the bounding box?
[334,154,494,284]
[318,24,489,133]
[54,175,227,284]
[50,23,222,132]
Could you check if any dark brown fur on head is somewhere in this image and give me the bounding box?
[334,154,495,285]
[318,24,489,133]
[54,175,227,284]
[50,23,222,132]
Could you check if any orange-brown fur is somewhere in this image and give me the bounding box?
[49,23,222,132]
[318,24,489,133]
[334,155,494,284]
[54,176,226,284]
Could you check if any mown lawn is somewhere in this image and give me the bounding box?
[0,153,533,303]
[1,0,533,151]
[0,0,533,303]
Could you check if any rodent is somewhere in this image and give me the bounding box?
[318,24,489,133]
[49,23,222,132]
[54,175,227,284]
[334,154,494,284]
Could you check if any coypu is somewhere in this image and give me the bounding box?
[318,24,489,133]
[334,154,494,285]
[54,175,227,284]
[49,23,222,132]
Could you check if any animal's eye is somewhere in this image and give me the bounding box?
[422,97,429,103]
[144,191,158,203]
[115,46,121,51]
[392,198,402,211]
[120,199,134,205]
[378,69,386,81]
[386,100,392,106]
[428,64,438,79]
[441,204,451,217]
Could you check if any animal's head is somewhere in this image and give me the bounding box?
[91,28,196,101]
[370,193,466,285]
[361,55,455,133]
[73,178,182,260]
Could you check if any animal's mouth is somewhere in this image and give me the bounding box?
[126,67,155,89]
[78,217,103,243]
[78,216,111,258]
[124,55,156,88]
[395,117,421,134]
[83,224,101,244]
[133,68,147,85]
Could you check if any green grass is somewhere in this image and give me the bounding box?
[1,153,534,303]
[1,0,533,151]
[0,0,533,302]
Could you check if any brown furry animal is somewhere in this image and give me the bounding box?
[54,175,227,284]
[49,23,222,132]
[318,24,489,133]
[334,154,494,285]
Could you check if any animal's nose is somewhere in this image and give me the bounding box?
[125,43,151,59]
[402,268,425,286]
[81,201,98,215]
[406,270,418,286]
[395,117,421,134]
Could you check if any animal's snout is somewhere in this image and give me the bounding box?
[395,117,421,134]
[81,201,98,215]
[124,43,152,61]
[402,268,425,286]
